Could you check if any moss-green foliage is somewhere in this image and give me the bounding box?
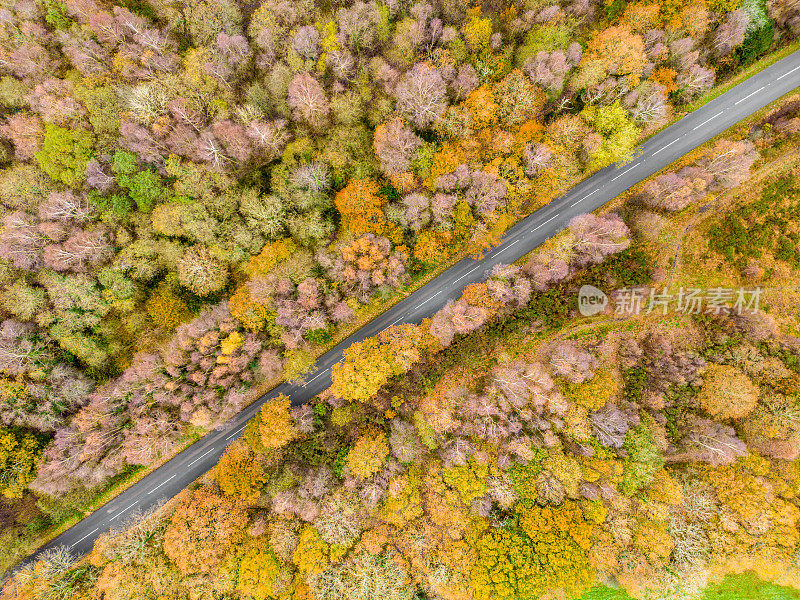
[515,24,574,65]
[581,572,800,600]
[620,422,664,495]
[412,411,438,450]
[736,9,775,66]
[581,102,640,171]
[708,175,800,268]
[111,150,168,212]
[36,124,94,186]
[508,456,545,500]
[36,0,72,29]
[622,366,648,404]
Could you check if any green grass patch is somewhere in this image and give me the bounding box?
[581,573,800,600]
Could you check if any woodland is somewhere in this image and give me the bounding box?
[0,0,800,594]
[3,86,800,600]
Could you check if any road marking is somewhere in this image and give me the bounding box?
[187,448,214,467]
[652,138,679,156]
[225,426,245,441]
[71,527,98,548]
[582,189,600,200]
[611,165,636,182]
[453,270,471,285]
[541,215,557,227]
[109,501,138,521]
[502,239,520,251]
[414,290,444,311]
[777,65,800,80]
[302,368,330,387]
[388,315,404,327]
[734,87,764,105]
[693,111,724,130]
[147,474,176,495]
[570,199,583,207]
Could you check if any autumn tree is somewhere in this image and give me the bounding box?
[697,364,759,420]
[237,544,282,599]
[334,179,386,235]
[373,116,423,175]
[393,63,448,129]
[331,324,433,403]
[213,438,266,498]
[568,213,631,266]
[575,25,646,89]
[288,73,330,129]
[0,426,44,498]
[346,430,390,479]
[177,245,229,296]
[163,484,248,574]
[256,394,300,450]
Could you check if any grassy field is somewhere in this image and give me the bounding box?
[582,574,800,600]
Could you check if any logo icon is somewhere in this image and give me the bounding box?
[578,285,608,316]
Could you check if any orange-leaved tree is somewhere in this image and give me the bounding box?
[334,179,386,235]
[163,484,248,575]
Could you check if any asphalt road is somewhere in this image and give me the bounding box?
[20,50,800,567]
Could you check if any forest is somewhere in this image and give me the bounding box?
[0,0,799,592]
[3,83,800,598]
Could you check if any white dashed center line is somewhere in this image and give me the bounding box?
[611,165,636,182]
[225,426,246,441]
[147,474,176,495]
[302,368,329,387]
[734,87,764,105]
[652,138,679,156]
[693,111,724,130]
[71,527,98,548]
[109,501,138,521]
[187,448,214,467]
[777,65,800,80]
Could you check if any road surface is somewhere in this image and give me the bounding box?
[20,50,800,567]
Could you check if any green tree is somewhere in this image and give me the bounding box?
[112,150,168,212]
[581,102,639,171]
[621,422,664,495]
[36,124,94,187]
